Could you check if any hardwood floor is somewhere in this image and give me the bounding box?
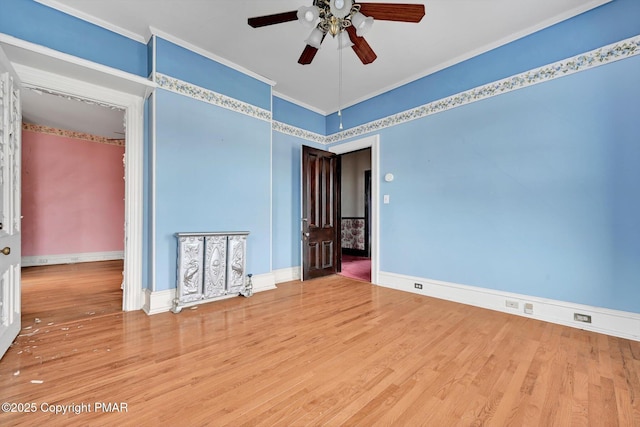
[1,263,639,426]
[20,260,124,325]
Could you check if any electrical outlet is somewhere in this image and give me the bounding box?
[524,303,533,314]
[574,313,592,323]
[414,283,423,289]
[505,300,519,309]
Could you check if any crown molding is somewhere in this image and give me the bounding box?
[150,27,276,87]
[272,91,328,116]
[33,0,147,43]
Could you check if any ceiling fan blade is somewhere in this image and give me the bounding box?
[248,10,298,28]
[298,45,319,65]
[298,34,327,65]
[357,3,425,22]
[345,26,377,64]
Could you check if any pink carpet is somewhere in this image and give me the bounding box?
[340,254,371,282]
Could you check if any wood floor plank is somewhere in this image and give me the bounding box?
[1,262,639,425]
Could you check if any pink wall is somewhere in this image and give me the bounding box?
[21,129,125,257]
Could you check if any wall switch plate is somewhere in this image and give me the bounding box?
[384,195,390,204]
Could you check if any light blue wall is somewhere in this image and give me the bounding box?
[374,55,640,313]
[273,97,326,135]
[0,0,148,77]
[4,0,639,315]
[154,89,271,291]
[155,37,271,111]
[326,0,640,134]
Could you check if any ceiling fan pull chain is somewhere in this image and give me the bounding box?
[338,40,344,130]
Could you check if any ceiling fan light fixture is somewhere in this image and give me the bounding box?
[351,12,374,37]
[330,0,353,19]
[297,6,319,27]
[336,31,353,49]
[305,27,324,49]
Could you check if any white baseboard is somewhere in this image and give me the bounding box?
[273,266,301,284]
[143,288,175,315]
[378,271,640,342]
[22,251,124,267]
[143,271,277,315]
[251,271,277,293]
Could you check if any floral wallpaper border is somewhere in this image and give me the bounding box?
[155,73,272,122]
[324,34,640,143]
[154,34,639,145]
[272,121,326,144]
[22,123,125,146]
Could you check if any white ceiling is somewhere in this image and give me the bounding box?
[22,88,125,139]
[19,0,608,136]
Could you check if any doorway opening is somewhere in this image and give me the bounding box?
[21,89,127,324]
[339,149,371,282]
[330,134,380,285]
[11,59,146,313]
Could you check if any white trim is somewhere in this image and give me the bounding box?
[0,34,155,99]
[122,96,144,311]
[329,134,380,285]
[150,94,157,293]
[142,288,174,315]
[251,272,277,293]
[151,34,157,82]
[272,91,327,116]
[273,267,301,284]
[150,35,157,292]
[299,144,304,282]
[12,65,147,312]
[378,271,640,342]
[149,27,276,87]
[21,251,124,267]
[33,0,148,43]
[270,87,274,273]
[143,272,277,315]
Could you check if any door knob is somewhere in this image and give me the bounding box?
[1,247,10,255]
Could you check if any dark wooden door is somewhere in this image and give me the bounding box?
[302,145,341,280]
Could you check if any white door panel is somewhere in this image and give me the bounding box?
[0,48,22,360]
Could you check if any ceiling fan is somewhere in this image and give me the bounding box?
[248,0,425,65]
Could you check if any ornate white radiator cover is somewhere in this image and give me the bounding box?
[173,231,251,313]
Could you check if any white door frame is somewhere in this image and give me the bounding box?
[14,64,146,311]
[329,134,380,285]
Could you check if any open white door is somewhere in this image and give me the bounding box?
[0,48,22,360]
